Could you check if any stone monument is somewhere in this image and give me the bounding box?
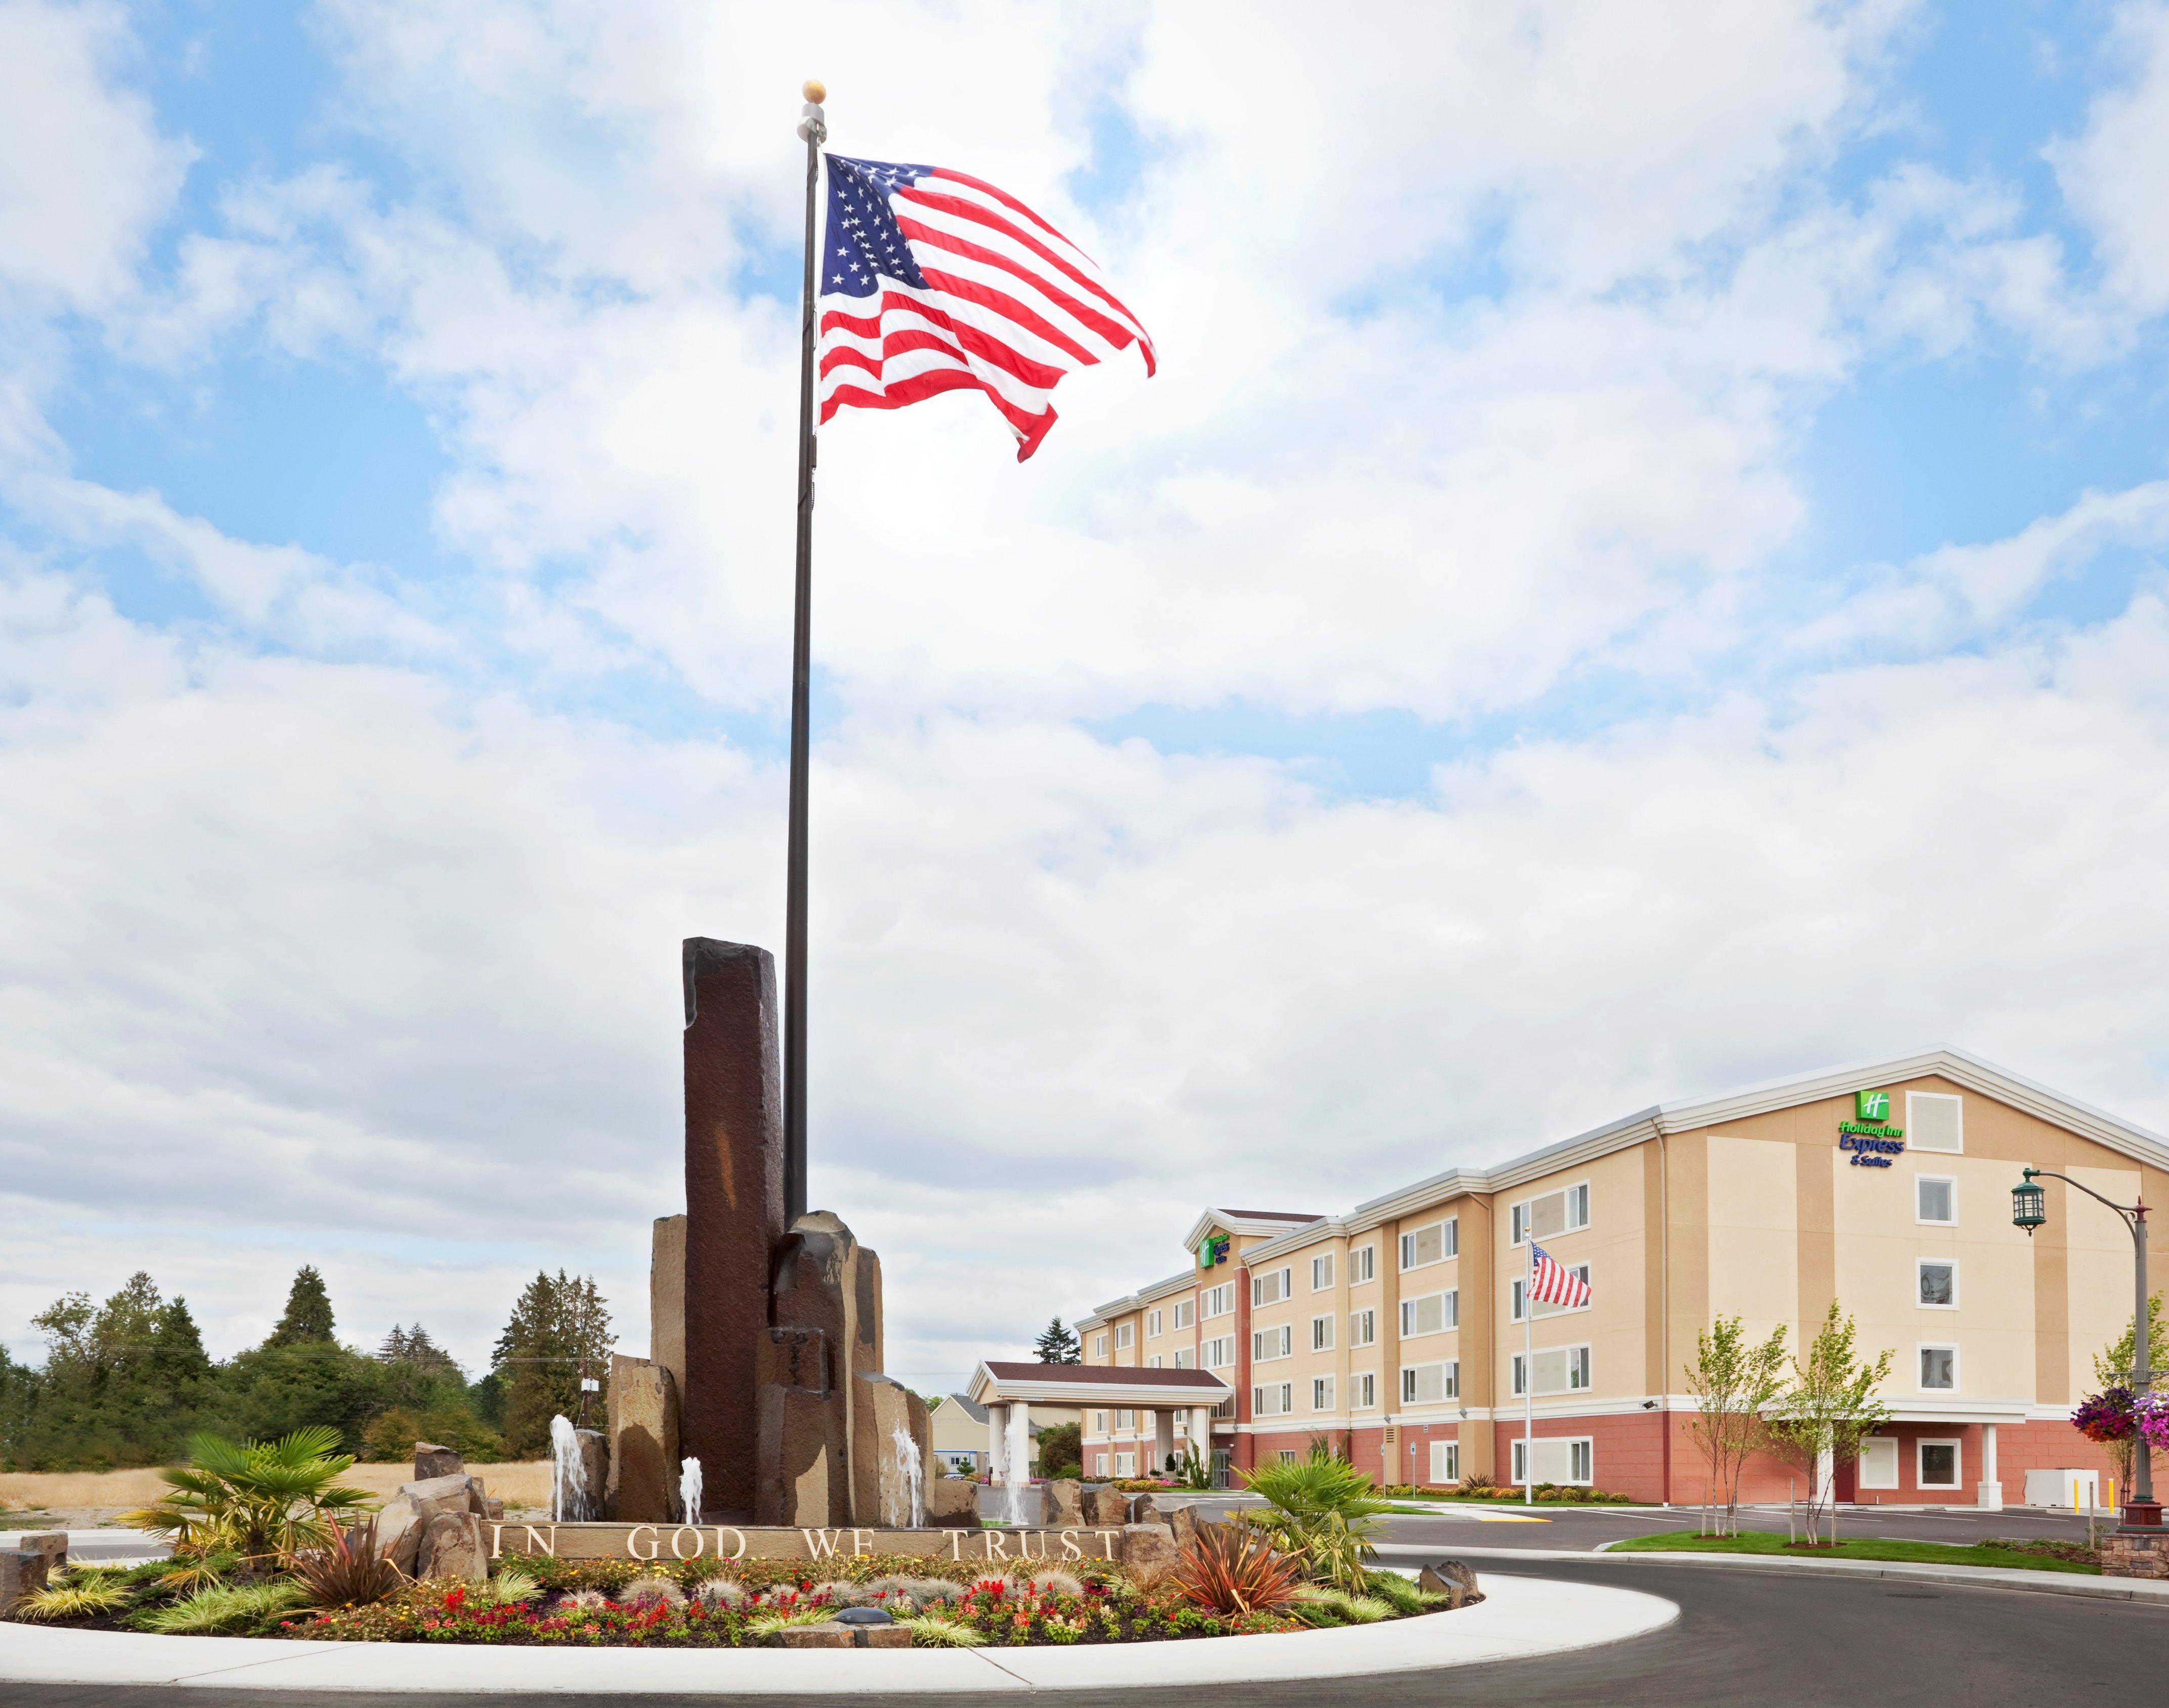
[628,936,932,1527]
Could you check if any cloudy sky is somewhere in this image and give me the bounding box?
[6,1,2169,1392]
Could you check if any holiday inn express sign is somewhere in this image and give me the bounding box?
[1838,1089,1907,1167]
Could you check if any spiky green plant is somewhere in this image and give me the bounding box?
[15,1571,135,1622]
[1362,1569,1446,1615]
[134,1581,308,1635]
[1237,1444,1392,1590]
[1165,1525,1307,1617]
[121,1427,373,1568]
[290,1518,404,1610]
[743,1604,832,1636]
[896,1612,987,1647]
[474,1569,542,1606]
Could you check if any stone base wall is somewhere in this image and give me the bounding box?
[2103,1528,2169,1579]
[490,1520,1136,1567]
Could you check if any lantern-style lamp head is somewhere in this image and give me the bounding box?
[2012,1168,2048,1236]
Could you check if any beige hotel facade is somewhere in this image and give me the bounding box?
[1075,1049,2163,1504]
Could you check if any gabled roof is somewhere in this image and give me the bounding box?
[1178,1206,1322,1252]
[968,1360,1233,1408]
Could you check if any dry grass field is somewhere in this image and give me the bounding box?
[1,1459,553,1526]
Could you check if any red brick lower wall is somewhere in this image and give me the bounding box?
[1231,1413,2115,1503]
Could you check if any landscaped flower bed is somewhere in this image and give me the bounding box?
[15,1549,1456,1648]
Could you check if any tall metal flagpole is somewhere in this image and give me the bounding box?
[1523,1238,1534,1506]
[785,80,826,1228]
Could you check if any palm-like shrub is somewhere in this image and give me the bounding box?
[1165,1525,1306,1618]
[1236,1445,1391,1590]
[121,1426,374,1569]
[291,1518,405,1610]
[134,1581,308,1635]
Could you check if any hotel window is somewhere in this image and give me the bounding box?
[1116,1322,1133,1349]
[1115,1409,1134,1430]
[1252,1267,1293,1308]
[1253,1324,1294,1362]
[1311,1314,1335,1351]
[1350,1309,1377,1347]
[1094,1333,1108,1357]
[1147,1309,1163,1338]
[1351,1371,1377,1409]
[1399,1218,1457,1270]
[1908,1092,1964,1153]
[1204,1283,1233,1319]
[1919,1344,1958,1391]
[1511,1266,1587,1321]
[1918,1439,1961,1489]
[1204,1335,1235,1369]
[1172,1349,1191,1369]
[1312,1376,1334,1411]
[1093,1411,1107,1433]
[1351,1245,1376,1284]
[1312,1253,1334,1290]
[1857,1437,1899,1490]
[1513,1344,1592,1397]
[1253,1381,1294,1417]
[1147,1354,1163,1369]
[1174,1299,1196,1330]
[1512,1437,1593,1487]
[1400,1290,1458,1337]
[1115,1452,1135,1475]
[1916,1176,1957,1225]
[1279,1449,1299,1465]
[1429,1440,1459,1484]
[1918,1260,1957,1308]
[1400,1361,1458,1404]
[1095,1452,1109,1475]
[1512,1183,1590,1245]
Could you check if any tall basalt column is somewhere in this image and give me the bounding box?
[681,938,787,1520]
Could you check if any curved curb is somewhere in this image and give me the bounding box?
[1384,1544,2169,1604]
[0,1574,1676,1695]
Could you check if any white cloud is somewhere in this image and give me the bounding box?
[0,0,189,310]
[2053,2,2169,316]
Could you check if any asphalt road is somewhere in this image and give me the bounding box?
[9,1555,2163,1708]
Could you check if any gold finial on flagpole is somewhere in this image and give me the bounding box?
[804,80,826,104]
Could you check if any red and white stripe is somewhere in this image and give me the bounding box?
[818,166,1154,461]
[1528,1245,1590,1309]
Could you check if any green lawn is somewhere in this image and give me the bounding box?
[1607,1528,2100,1574]
[1383,1497,1643,1513]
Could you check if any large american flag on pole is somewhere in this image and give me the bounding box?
[1528,1243,1590,1309]
[816,154,1155,460]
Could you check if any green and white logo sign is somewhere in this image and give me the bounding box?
[1855,1089,1891,1122]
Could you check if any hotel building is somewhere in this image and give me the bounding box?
[1075,1049,2163,1504]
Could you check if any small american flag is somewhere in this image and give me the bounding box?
[1528,1243,1590,1309]
[816,154,1155,461]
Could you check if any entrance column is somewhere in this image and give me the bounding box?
[1153,1408,1174,1475]
[1007,1401,1031,1490]
[1977,1423,2003,1510]
[987,1402,1009,1484]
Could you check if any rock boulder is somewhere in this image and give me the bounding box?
[375,1493,427,1577]
[1419,1559,1481,1608]
[0,1550,49,1618]
[402,1472,478,1524]
[606,1353,681,1523]
[1043,1477,1084,1527]
[1118,1523,1181,1574]
[1166,1503,1203,1551]
[413,1443,465,1481]
[1081,1485,1128,1527]
[924,1475,980,1527]
[1127,1493,1160,1525]
[417,1512,487,1582]
[19,1534,67,1574]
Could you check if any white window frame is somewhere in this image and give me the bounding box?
[1172,1349,1191,1369]
[1311,1253,1335,1291]
[1204,1335,1235,1369]
[1915,1174,1957,1226]
[1147,1354,1163,1369]
[1400,1360,1459,1405]
[1918,1342,1959,1392]
[1114,1451,1135,1476]
[1351,1371,1377,1410]
[1093,1332,1108,1358]
[1311,1314,1335,1352]
[1174,1298,1196,1330]
[1350,1244,1376,1284]
[1398,1218,1458,1271]
[1510,1436,1595,1487]
[1146,1309,1163,1338]
[1349,1308,1376,1347]
[1512,1343,1592,1397]
[1400,1288,1459,1338]
[1095,1452,1109,1475]
[1252,1323,1294,1363]
[1907,1092,1964,1154]
[1429,1440,1460,1484]
[1917,1436,1963,1489]
[1252,1381,1294,1417]
[1115,1409,1133,1430]
[1857,1436,1899,1490]
[1092,1411,1107,1434]
[1312,1375,1334,1411]
[1511,1182,1591,1246]
[1204,1283,1233,1319]
[1115,1322,1133,1349]
[1916,1258,1959,1310]
[1252,1267,1294,1309]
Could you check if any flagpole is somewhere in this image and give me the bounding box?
[784,79,826,1228]
[1523,1239,1534,1507]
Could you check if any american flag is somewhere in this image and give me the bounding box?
[1528,1243,1590,1309]
[816,154,1155,461]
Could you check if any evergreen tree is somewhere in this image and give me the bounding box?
[494,1271,612,1457]
[266,1266,335,1347]
[1032,1317,1082,1364]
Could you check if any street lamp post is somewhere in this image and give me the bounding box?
[2014,1167,2156,1527]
